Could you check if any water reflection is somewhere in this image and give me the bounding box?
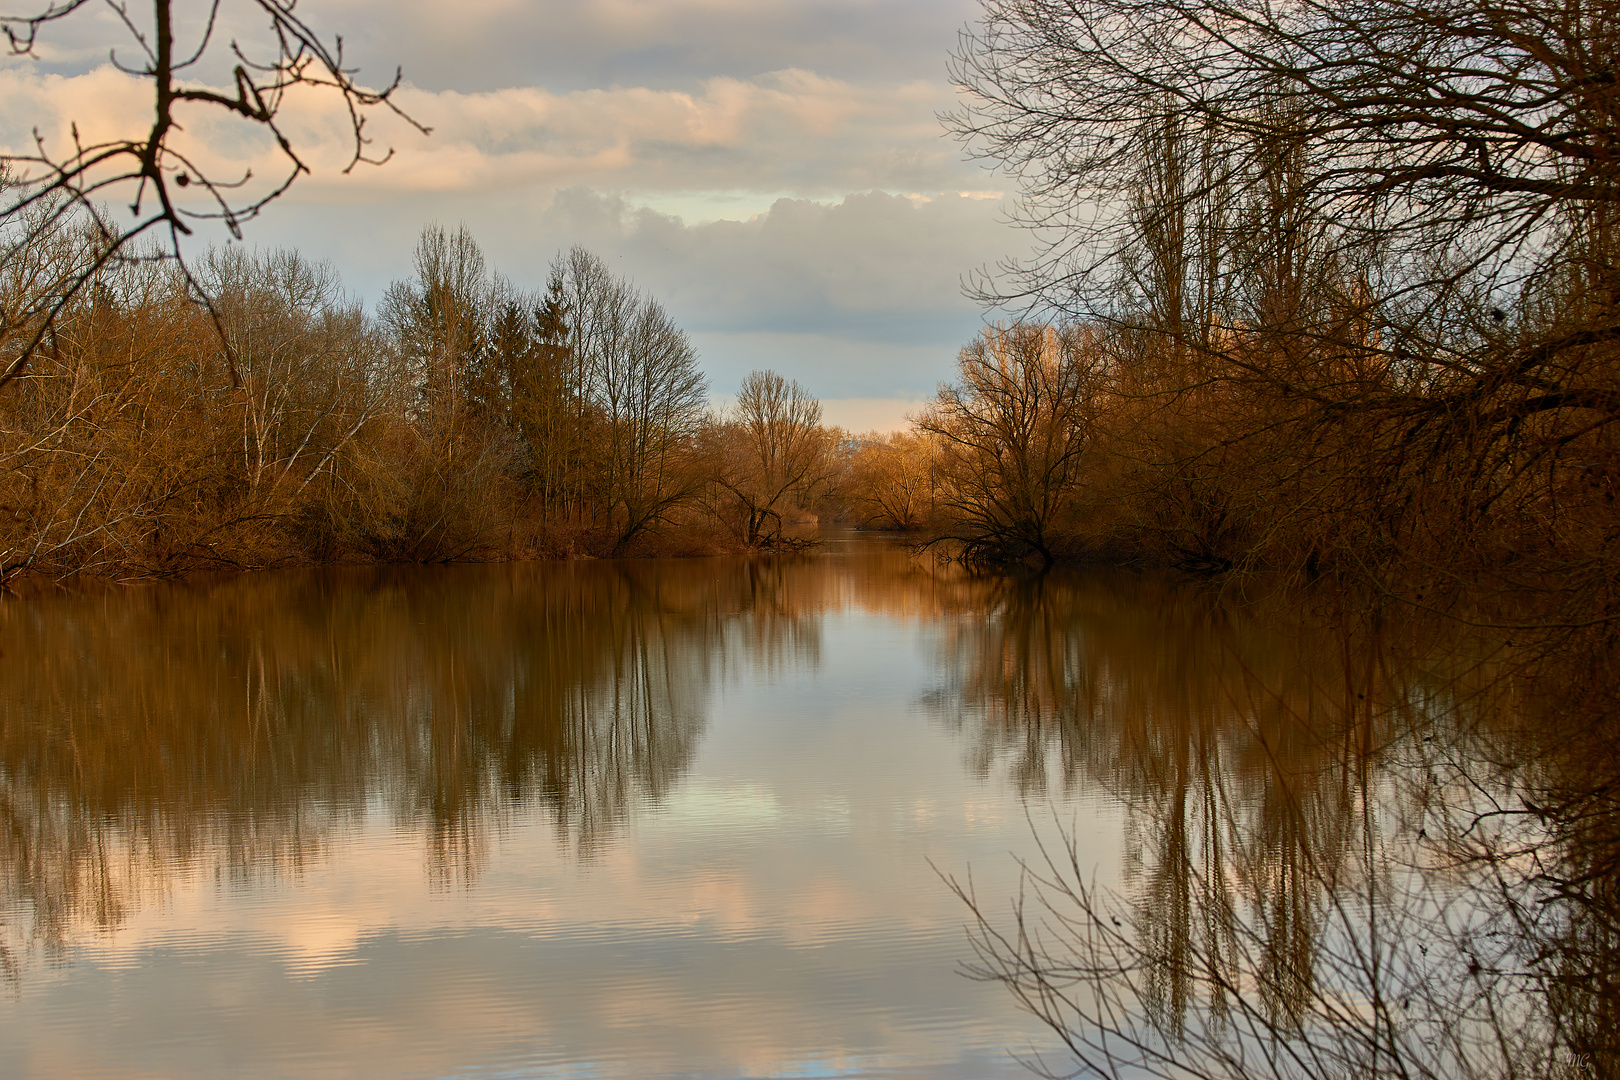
[0,558,867,956]
[5,550,1571,1078]
[923,571,1471,1028]
[0,557,1418,990]
[922,568,1620,1078]
[0,548,1094,1080]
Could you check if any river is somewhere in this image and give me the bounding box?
[0,535,1532,1078]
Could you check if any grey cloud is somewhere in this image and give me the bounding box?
[558,189,1003,332]
[323,0,982,94]
[550,190,1015,396]
[241,186,1019,398]
[8,2,983,94]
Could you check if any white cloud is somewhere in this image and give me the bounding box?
[336,69,958,197]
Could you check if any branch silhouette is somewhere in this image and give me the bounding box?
[0,0,427,390]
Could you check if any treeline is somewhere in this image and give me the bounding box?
[840,150,1620,637]
[0,210,851,582]
[850,298,1620,593]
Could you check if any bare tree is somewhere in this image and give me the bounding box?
[950,0,1616,324]
[380,225,491,438]
[918,323,1100,566]
[841,430,938,531]
[366,226,529,562]
[0,238,391,581]
[0,0,423,389]
[950,0,1620,444]
[555,247,708,551]
[950,0,1620,609]
[707,370,832,547]
[193,245,379,503]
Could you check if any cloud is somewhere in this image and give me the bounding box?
[2,1,985,97]
[0,2,1027,404]
[330,68,962,197]
[553,189,1010,398]
[0,65,156,158]
[246,187,1015,399]
[555,189,1004,330]
[314,0,983,93]
[0,59,976,202]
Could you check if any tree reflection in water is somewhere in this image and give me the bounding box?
[0,557,832,965]
[927,570,1609,1078]
[5,554,1610,1074]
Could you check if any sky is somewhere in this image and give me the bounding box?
[0,0,1028,432]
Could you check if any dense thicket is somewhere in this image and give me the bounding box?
[0,212,840,582]
[813,0,1620,621]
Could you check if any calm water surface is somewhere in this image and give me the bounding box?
[0,538,1402,1078]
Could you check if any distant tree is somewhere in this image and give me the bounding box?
[380,225,490,441]
[918,323,1100,566]
[554,247,708,551]
[369,226,517,561]
[481,275,587,523]
[0,241,390,580]
[194,246,379,502]
[707,370,832,547]
[842,430,936,531]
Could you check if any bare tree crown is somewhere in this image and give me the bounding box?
[0,0,425,389]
